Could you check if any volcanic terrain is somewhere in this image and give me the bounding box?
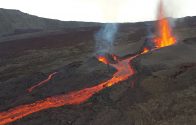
[0,8,196,125]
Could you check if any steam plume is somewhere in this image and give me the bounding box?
[95,23,118,54]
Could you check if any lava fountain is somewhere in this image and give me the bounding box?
[153,0,176,48]
[0,1,177,124]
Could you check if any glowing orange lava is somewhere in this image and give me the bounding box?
[111,54,118,62]
[27,72,58,92]
[97,55,109,64]
[0,55,138,125]
[153,0,176,48]
[0,1,177,124]
[141,47,149,54]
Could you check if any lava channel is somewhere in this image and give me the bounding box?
[0,1,177,124]
[27,72,58,93]
[0,54,138,125]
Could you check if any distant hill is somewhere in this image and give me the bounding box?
[0,8,196,37]
[0,8,99,36]
[176,16,196,27]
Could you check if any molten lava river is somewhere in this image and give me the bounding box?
[0,54,139,125]
[0,1,176,124]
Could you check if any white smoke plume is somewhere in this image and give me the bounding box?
[95,23,118,54]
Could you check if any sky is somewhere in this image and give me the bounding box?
[0,0,196,23]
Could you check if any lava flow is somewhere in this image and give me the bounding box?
[97,55,109,64]
[27,72,58,93]
[153,0,176,48]
[0,54,138,125]
[141,47,150,54]
[0,0,177,124]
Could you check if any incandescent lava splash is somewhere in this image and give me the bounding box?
[0,1,177,124]
[153,0,176,48]
[97,55,109,64]
[142,47,150,54]
[142,0,176,53]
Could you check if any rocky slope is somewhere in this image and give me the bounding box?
[0,12,196,125]
[0,8,99,36]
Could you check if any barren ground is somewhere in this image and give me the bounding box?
[0,23,196,125]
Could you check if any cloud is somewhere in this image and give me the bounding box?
[0,0,196,22]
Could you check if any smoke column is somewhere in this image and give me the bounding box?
[95,23,118,54]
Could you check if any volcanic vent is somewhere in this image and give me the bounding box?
[0,1,178,125]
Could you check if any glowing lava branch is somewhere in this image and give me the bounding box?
[153,0,176,48]
[141,47,150,54]
[97,55,109,64]
[27,72,58,93]
[0,55,138,125]
[111,54,118,62]
[0,2,177,124]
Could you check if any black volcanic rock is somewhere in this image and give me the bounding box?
[0,13,196,125]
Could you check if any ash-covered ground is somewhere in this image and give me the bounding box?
[0,15,196,125]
